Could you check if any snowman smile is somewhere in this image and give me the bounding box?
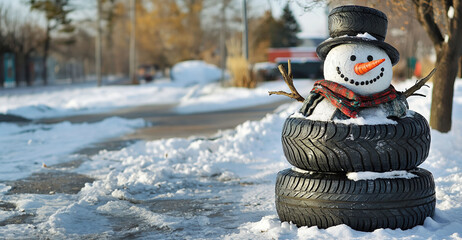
[336,66,385,86]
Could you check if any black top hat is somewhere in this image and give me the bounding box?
[316,5,400,65]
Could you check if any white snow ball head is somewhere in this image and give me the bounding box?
[323,43,393,95]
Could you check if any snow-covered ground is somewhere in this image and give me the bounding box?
[0,79,311,182]
[0,79,306,119]
[0,77,462,239]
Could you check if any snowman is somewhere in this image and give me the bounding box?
[299,5,408,120]
[273,6,436,232]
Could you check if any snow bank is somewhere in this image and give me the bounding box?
[0,81,188,119]
[170,60,224,85]
[175,80,313,114]
[1,76,313,119]
[0,117,145,181]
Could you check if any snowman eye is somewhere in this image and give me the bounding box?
[367,55,373,61]
[350,55,356,61]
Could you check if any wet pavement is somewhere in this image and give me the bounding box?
[5,171,94,195]
[38,100,291,141]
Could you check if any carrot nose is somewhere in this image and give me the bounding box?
[354,58,385,75]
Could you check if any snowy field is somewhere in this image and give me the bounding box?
[0,77,462,239]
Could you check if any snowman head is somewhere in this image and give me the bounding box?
[323,43,393,95]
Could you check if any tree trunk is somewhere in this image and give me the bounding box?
[459,57,462,78]
[429,44,460,132]
[43,23,51,85]
[15,53,26,86]
[25,53,32,86]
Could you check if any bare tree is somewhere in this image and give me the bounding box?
[13,24,46,86]
[0,3,45,86]
[366,1,462,133]
[412,0,462,132]
[28,0,75,85]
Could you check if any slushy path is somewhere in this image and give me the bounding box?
[39,100,292,141]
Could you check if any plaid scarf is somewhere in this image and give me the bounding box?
[311,80,399,118]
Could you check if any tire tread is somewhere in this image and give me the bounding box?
[282,113,431,172]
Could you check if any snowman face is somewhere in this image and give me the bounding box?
[323,43,393,95]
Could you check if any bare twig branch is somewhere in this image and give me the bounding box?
[404,68,437,98]
[410,93,427,97]
[268,60,305,102]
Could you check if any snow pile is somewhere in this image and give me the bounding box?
[0,117,146,181]
[333,107,400,125]
[170,60,224,85]
[291,106,399,125]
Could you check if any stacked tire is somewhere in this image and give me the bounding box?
[275,112,436,231]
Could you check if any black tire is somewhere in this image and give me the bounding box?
[316,5,399,66]
[282,112,431,172]
[275,168,436,231]
[329,5,388,41]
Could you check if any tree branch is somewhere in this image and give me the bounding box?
[268,60,305,102]
[414,0,445,49]
[403,68,437,98]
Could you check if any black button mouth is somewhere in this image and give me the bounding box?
[337,66,385,86]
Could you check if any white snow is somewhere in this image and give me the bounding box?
[291,103,400,125]
[347,170,417,181]
[356,32,378,40]
[174,81,313,114]
[170,60,224,85]
[254,62,277,71]
[336,32,378,41]
[0,77,462,239]
[291,167,313,174]
[448,6,455,19]
[0,80,188,119]
[0,79,312,119]
[0,117,146,181]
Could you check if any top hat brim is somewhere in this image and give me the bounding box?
[316,36,400,66]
